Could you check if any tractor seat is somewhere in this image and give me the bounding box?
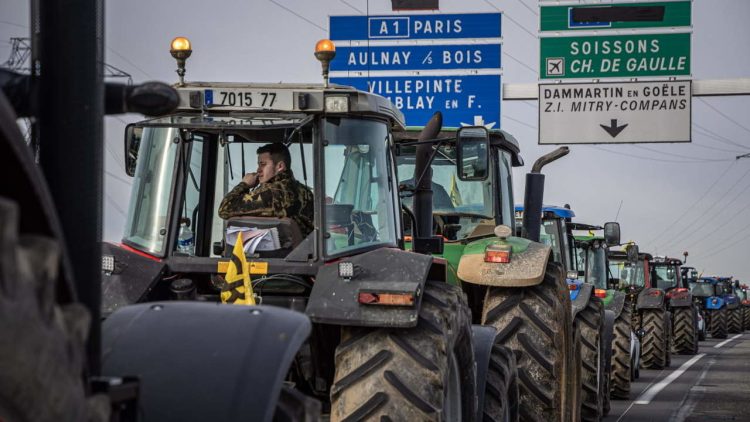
[224,216,303,258]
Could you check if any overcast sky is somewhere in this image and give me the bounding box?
[1,0,748,282]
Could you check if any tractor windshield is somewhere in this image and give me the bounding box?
[323,117,399,256]
[575,243,607,289]
[689,281,714,297]
[652,265,679,290]
[396,144,514,241]
[540,219,573,272]
[609,258,646,288]
[123,126,180,254]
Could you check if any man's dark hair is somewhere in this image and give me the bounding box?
[257,143,291,169]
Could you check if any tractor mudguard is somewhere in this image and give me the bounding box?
[102,301,313,422]
[457,236,551,287]
[668,291,693,308]
[306,248,432,327]
[471,325,497,421]
[101,242,167,316]
[705,296,724,310]
[571,283,593,320]
[636,287,666,310]
[605,290,626,318]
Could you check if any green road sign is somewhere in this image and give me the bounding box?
[540,33,690,79]
[540,1,691,32]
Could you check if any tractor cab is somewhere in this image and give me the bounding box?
[608,250,652,297]
[650,256,684,292]
[102,39,416,314]
[514,205,576,277]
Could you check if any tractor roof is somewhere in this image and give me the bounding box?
[514,204,575,219]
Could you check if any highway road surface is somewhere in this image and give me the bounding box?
[605,333,750,422]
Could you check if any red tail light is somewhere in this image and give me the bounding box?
[675,287,688,293]
[648,290,662,297]
[485,243,512,263]
[594,289,607,298]
[568,284,579,291]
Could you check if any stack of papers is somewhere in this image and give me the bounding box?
[226,226,281,255]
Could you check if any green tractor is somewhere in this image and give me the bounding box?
[572,228,641,401]
[395,132,581,422]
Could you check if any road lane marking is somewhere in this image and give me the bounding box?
[670,357,716,422]
[634,353,706,405]
[713,333,742,349]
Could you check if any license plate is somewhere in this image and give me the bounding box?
[204,88,293,110]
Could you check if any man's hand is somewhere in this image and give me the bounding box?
[242,172,259,188]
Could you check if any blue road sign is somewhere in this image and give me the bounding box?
[330,44,501,71]
[330,13,501,40]
[331,74,501,128]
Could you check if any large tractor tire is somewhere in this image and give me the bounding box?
[708,308,728,339]
[743,307,750,332]
[483,344,519,422]
[576,298,605,422]
[640,308,670,369]
[728,308,744,334]
[672,307,699,355]
[0,198,99,422]
[610,303,632,400]
[482,262,576,422]
[331,281,477,421]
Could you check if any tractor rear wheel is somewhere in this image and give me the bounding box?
[610,303,632,400]
[482,262,576,422]
[640,308,669,369]
[743,307,750,332]
[331,281,477,421]
[709,308,728,339]
[728,308,743,334]
[672,307,698,355]
[483,344,519,422]
[577,297,605,422]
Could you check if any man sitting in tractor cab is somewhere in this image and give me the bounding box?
[218,142,314,237]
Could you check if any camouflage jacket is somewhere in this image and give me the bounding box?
[218,170,314,236]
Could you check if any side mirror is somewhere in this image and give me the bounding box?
[626,243,639,263]
[603,221,620,246]
[124,124,143,176]
[456,126,489,181]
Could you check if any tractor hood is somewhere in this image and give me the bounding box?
[457,236,550,287]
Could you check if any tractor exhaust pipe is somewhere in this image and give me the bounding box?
[522,147,569,242]
[413,112,442,253]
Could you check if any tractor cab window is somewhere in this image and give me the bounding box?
[396,143,494,241]
[609,258,646,288]
[123,127,180,255]
[652,265,678,290]
[689,281,714,297]
[323,117,398,256]
[585,245,608,289]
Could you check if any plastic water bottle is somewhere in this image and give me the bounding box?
[178,221,194,255]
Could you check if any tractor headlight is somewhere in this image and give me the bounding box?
[325,95,349,113]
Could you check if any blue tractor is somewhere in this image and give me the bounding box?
[693,277,738,339]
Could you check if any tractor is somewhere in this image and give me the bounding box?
[691,277,730,339]
[393,131,580,421]
[510,206,613,420]
[719,278,744,334]
[682,266,707,341]
[573,230,642,402]
[95,37,540,421]
[650,256,700,355]
[608,249,672,370]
